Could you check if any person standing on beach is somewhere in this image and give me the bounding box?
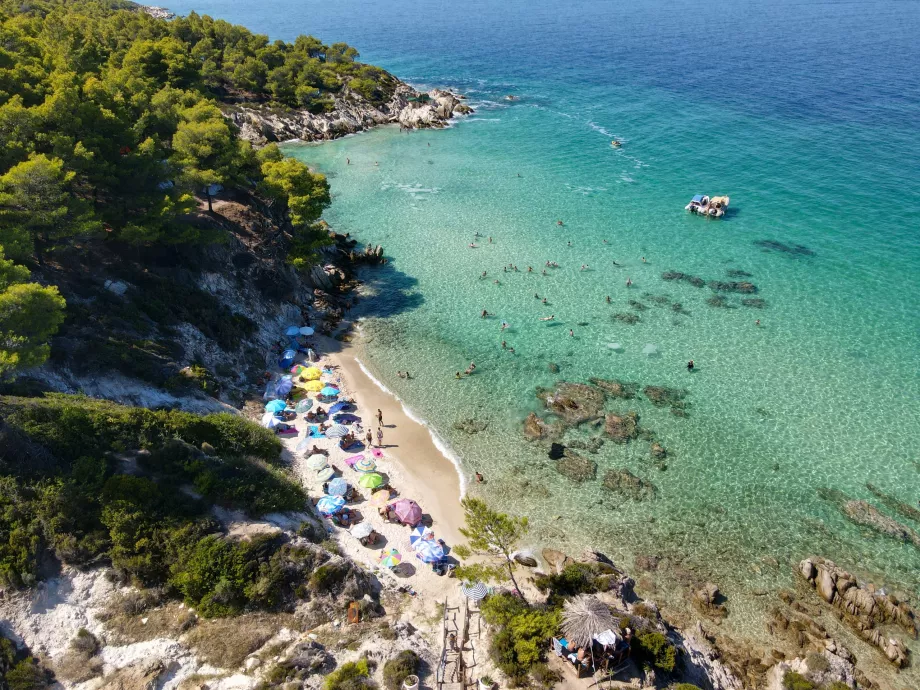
[377,409,383,426]
[366,430,373,447]
[376,427,384,447]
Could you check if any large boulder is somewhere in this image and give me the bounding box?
[602,469,657,500]
[555,449,597,483]
[538,382,606,425]
[588,377,638,399]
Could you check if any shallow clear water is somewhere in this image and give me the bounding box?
[171,0,920,647]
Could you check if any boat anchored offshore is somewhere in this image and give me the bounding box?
[685,194,729,218]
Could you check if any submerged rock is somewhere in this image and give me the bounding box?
[842,500,920,547]
[613,312,640,324]
[741,298,767,308]
[523,412,560,441]
[693,582,728,618]
[566,437,605,454]
[650,442,668,459]
[627,299,647,311]
[604,412,639,443]
[643,385,688,410]
[726,269,753,278]
[865,482,920,524]
[589,377,638,399]
[662,271,706,288]
[538,382,606,425]
[706,294,734,308]
[755,239,816,257]
[453,418,488,434]
[602,468,658,500]
[555,449,597,483]
[708,280,758,294]
[547,362,560,373]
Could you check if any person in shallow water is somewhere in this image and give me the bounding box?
[687,360,695,372]
[475,472,485,483]
[541,315,555,321]
[569,329,574,337]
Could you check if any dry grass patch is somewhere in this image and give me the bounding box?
[183,612,296,670]
[103,602,197,644]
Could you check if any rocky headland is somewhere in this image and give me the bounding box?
[225,85,473,146]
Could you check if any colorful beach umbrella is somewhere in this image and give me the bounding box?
[369,490,392,507]
[284,326,301,337]
[391,499,423,526]
[409,526,434,546]
[414,539,445,564]
[460,581,489,601]
[328,401,349,414]
[264,400,287,413]
[378,548,402,569]
[301,367,322,381]
[355,457,377,473]
[317,495,345,515]
[302,380,324,392]
[299,326,315,336]
[325,424,349,438]
[327,477,349,496]
[358,472,384,489]
[306,454,329,470]
[261,412,282,429]
[351,522,373,539]
[320,386,339,397]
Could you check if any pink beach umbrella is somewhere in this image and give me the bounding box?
[391,499,423,527]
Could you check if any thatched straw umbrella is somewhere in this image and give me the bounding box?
[561,595,617,648]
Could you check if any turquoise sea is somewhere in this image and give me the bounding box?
[172,0,920,651]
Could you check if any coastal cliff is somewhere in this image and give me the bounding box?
[224,85,473,146]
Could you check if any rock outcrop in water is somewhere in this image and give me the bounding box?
[225,84,472,145]
[662,271,706,287]
[555,449,597,483]
[589,377,638,399]
[643,385,688,410]
[865,482,920,524]
[843,500,920,546]
[604,411,639,443]
[523,412,561,441]
[602,468,657,500]
[799,557,915,667]
[537,382,606,425]
[707,280,758,294]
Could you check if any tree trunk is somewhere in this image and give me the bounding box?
[206,191,213,212]
[504,554,528,605]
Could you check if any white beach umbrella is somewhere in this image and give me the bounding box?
[351,523,374,539]
[306,454,329,470]
[261,412,282,429]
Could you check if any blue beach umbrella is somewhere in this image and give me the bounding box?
[327,477,349,496]
[300,326,315,336]
[264,400,287,413]
[317,495,346,515]
[414,539,445,564]
[285,326,301,337]
[328,401,349,414]
[320,386,339,397]
[275,376,294,396]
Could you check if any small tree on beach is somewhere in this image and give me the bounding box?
[453,497,530,604]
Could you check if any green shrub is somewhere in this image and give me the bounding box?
[533,562,599,604]
[323,659,376,690]
[481,594,559,684]
[383,650,419,690]
[5,657,52,690]
[634,632,676,673]
[782,673,816,690]
[309,562,348,594]
[823,683,850,690]
[671,685,703,690]
[70,628,100,658]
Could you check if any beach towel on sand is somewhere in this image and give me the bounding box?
[308,425,325,438]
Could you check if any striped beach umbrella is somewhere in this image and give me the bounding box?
[460,582,489,601]
[325,424,349,438]
[379,548,402,569]
[409,526,434,545]
[315,466,335,482]
[355,457,376,473]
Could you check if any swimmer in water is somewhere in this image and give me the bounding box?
[687,360,695,372]
[375,161,379,166]
[612,260,622,267]
[527,266,533,273]
[641,256,647,263]
[626,277,632,287]
[569,329,574,337]
[542,269,547,275]
[755,319,761,326]
[469,243,478,248]
[501,321,508,331]
[557,220,564,226]
[481,271,487,278]
[501,340,507,349]
[475,472,484,483]
[606,295,611,303]
[508,346,515,353]
[493,279,500,285]
[603,239,608,244]
[481,309,488,318]
[489,237,493,243]
[347,158,350,165]
[540,315,555,321]
[534,293,539,299]
[581,264,588,271]
[542,298,547,305]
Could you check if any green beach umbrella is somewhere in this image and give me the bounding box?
[358,472,384,489]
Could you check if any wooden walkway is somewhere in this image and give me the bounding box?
[436,597,482,690]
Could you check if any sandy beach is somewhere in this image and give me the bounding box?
[277,333,467,601]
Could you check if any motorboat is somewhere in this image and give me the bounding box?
[685,194,729,218]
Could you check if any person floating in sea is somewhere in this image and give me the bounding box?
[481,309,489,318]
[489,237,493,243]
[503,266,507,272]
[569,329,574,337]
[687,360,695,372]
[567,241,572,247]
[481,271,487,278]
[475,472,485,483]
[469,242,478,248]
[501,340,507,349]
[542,269,547,275]
[475,231,482,237]
[542,298,548,305]
[375,161,379,166]
[641,256,647,263]
[581,264,589,271]
[508,346,515,353]
[540,315,555,321]
[557,220,564,226]
[755,319,762,326]
[612,260,622,267]
[501,321,509,331]
[493,279,501,285]
[603,239,608,244]
[455,371,462,379]
[527,266,533,273]
[626,277,632,287]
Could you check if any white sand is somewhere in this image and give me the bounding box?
[279,337,467,601]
